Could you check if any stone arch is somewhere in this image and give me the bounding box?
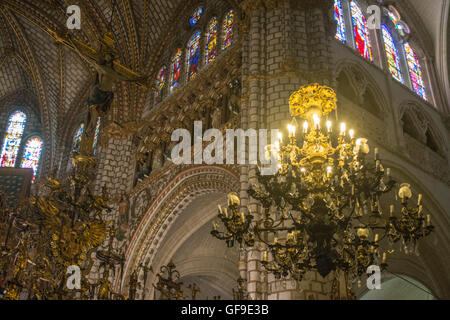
[149,214,240,299]
[336,69,360,105]
[356,262,436,300]
[377,159,450,299]
[333,59,389,118]
[118,165,240,296]
[0,89,41,136]
[398,101,447,157]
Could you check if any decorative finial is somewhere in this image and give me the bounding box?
[289,83,337,119]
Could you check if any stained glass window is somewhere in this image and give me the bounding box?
[190,7,204,26]
[350,1,373,61]
[170,48,182,92]
[72,123,84,153]
[386,9,408,36]
[155,67,167,98]
[93,118,101,154]
[1,111,27,167]
[382,25,403,83]
[223,10,235,50]
[404,43,426,99]
[334,0,346,43]
[187,31,201,80]
[20,137,43,181]
[387,10,400,29]
[206,18,218,64]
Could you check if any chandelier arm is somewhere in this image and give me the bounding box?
[253,227,272,247]
[288,210,306,229]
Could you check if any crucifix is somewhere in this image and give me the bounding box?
[48,29,149,155]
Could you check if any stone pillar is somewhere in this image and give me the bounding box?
[94,136,136,196]
[241,1,265,300]
[263,0,335,300]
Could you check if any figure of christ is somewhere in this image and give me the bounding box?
[67,34,148,155]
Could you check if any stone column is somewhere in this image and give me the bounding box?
[263,0,336,300]
[241,1,265,300]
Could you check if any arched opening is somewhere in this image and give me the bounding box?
[359,274,434,300]
[362,88,381,118]
[121,166,241,299]
[401,112,421,141]
[147,192,240,300]
[337,72,359,104]
[425,129,441,155]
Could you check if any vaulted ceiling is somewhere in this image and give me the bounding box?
[0,0,189,170]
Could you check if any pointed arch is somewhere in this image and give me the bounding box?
[187,31,201,80]
[337,71,359,104]
[1,111,27,167]
[120,166,240,294]
[155,67,167,99]
[170,48,183,92]
[93,118,101,155]
[399,102,447,156]
[222,10,235,50]
[20,137,43,181]
[190,6,204,26]
[333,58,393,120]
[362,87,382,118]
[404,43,427,100]
[205,17,218,64]
[350,1,373,61]
[381,25,403,83]
[72,123,84,153]
[334,0,347,43]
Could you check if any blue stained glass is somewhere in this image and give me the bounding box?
[382,25,403,83]
[187,31,201,80]
[93,118,101,154]
[190,7,204,26]
[334,0,346,43]
[72,124,84,153]
[171,48,182,91]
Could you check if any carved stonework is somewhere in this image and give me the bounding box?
[404,135,449,185]
[118,165,240,292]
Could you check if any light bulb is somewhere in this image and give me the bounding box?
[398,183,412,200]
[326,121,332,132]
[278,132,283,142]
[287,124,296,137]
[340,123,346,135]
[303,121,308,133]
[313,114,320,129]
[349,129,355,139]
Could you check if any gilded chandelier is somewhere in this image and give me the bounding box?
[211,84,434,285]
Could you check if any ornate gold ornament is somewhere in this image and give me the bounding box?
[289,83,337,119]
[212,84,434,298]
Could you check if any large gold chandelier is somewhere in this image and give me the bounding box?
[212,84,434,286]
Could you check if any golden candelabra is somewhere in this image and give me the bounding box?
[212,84,434,292]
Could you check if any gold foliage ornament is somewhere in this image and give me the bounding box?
[0,152,111,300]
[289,83,337,119]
